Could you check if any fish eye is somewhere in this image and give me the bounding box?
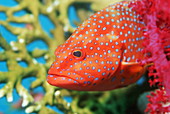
[73,50,82,57]
[72,49,86,60]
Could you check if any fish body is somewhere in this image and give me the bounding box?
[47,1,146,91]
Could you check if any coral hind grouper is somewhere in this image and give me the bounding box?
[47,0,147,91]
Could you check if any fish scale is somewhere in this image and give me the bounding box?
[47,0,147,91]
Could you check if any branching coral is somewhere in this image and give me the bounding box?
[0,0,71,112]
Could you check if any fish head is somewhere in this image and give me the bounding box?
[47,28,123,91]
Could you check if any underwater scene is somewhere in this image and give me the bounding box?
[0,0,170,114]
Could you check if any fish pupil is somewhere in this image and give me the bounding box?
[73,51,82,57]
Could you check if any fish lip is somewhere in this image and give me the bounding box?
[47,73,81,85]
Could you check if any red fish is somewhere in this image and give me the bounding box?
[47,0,147,91]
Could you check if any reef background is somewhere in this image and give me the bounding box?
[0,0,153,114]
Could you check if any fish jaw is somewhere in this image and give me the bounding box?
[47,68,95,90]
[47,74,81,90]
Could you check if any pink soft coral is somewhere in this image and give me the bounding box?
[145,88,170,113]
[129,0,170,113]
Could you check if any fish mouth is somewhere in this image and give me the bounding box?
[47,73,81,86]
